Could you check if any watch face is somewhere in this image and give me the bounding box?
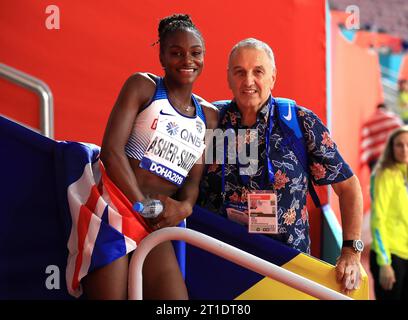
[354,240,364,252]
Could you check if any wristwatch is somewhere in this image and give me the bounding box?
[342,239,364,252]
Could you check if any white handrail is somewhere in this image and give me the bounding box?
[0,63,54,138]
[128,227,352,300]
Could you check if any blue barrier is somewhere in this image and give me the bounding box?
[0,115,73,299]
[186,206,300,299]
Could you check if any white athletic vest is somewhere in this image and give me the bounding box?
[125,77,206,186]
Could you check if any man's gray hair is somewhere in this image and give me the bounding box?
[228,38,276,72]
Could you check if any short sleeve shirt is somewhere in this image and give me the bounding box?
[199,98,353,254]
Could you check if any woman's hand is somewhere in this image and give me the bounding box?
[379,264,396,291]
[146,194,193,230]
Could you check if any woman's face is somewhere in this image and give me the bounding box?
[160,29,204,86]
[393,132,408,164]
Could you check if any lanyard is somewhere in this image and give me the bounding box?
[221,98,276,201]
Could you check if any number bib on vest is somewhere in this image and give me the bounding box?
[140,112,206,186]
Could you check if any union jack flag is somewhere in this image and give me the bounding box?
[63,142,150,297]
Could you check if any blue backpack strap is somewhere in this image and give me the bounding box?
[275,97,321,208]
[275,98,303,139]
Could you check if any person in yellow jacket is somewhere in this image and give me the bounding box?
[370,126,408,300]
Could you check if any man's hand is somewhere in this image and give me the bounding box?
[335,247,362,294]
[379,265,396,291]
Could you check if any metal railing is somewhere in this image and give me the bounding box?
[128,227,352,300]
[0,63,54,138]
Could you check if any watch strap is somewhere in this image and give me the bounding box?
[342,239,364,252]
[342,240,354,247]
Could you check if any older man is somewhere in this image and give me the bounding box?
[200,38,363,294]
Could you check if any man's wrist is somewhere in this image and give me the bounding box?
[342,239,364,253]
[341,246,362,259]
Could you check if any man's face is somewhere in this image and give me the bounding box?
[227,47,276,110]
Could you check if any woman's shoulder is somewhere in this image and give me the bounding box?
[118,72,158,104]
[111,72,159,112]
[126,72,158,88]
[193,94,219,129]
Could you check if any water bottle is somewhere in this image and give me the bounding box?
[132,198,163,218]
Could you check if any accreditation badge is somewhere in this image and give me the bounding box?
[248,191,278,234]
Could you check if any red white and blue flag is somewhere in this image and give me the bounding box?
[360,108,403,166]
[63,142,150,297]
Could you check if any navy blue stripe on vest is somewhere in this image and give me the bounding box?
[192,94,206,125]
[154,77,167,100]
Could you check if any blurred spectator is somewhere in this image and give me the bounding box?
[398,79,408,124]
[361,103,403,171]
[370,126,408,300]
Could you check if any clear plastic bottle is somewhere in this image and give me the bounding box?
[132,198,163,219]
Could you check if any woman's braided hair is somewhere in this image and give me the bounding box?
[157,13,204,51]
